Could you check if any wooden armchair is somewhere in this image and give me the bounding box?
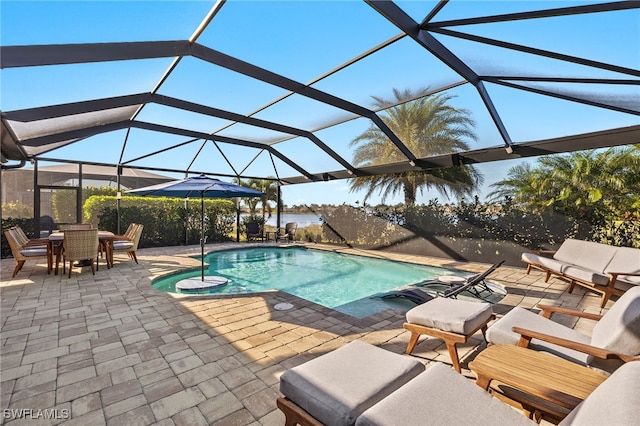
[4,227,49,277]
[486,286,640,373]
[512,304,640,364]
[12,226,50,248]
[113,223,137,241]
[112,224,143,263]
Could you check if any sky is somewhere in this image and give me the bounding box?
[1,1,638,207]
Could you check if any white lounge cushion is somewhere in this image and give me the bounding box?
[561,265,611,286]
[521,252,566,273]
[551,239,590,266]
[559,361,640,426]
[605,246,640,286]
[406,298,492,335]
[279,340,424,426]
[591,286,640,359]
[113,241,134,250]
[19,248,48,257]
[356,363,534,426]
[486,307,591,366]
[555,240,616,273]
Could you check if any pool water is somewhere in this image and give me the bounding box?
[152,247,504,318]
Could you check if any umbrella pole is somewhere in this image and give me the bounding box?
[236,198,240,242]
[201,194,205,281]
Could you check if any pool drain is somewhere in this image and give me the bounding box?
[274,302,294,311]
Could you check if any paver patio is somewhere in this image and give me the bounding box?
[1,242,609,425]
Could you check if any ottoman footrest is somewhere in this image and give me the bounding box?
[404,297,494,372]
[279,340,425,426]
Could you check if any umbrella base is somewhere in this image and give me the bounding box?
[176,276,229,292]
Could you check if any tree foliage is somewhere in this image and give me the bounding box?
[234,178,278,216]
[349,88,482,205]
[489,145,640,225]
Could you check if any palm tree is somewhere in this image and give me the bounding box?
[234,178,279,217]
[349,88,482,205]
[489,145,640,223]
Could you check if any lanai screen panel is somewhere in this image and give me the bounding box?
[1,1,638,184]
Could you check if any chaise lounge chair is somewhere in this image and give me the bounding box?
[417,260,505,297]
[277,340,640,426]
[374,260,504,304]
[486,285,640,373]
[375,287,435,304]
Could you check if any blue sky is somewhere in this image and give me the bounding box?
[1,1,638,206]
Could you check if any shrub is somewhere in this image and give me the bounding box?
[88,195,236,248]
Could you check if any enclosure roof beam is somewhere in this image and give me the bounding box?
[366,0,514,150]
[278,124,640,184]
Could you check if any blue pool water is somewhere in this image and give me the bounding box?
[152,247,502,318]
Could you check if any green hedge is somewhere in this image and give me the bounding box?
[86,196,236,248]
[2,196,237,258]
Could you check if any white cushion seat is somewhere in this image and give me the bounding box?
[279,340,424,426]
[19,247,49,257]
[486,307,591,366]
[604,247,640,289]
[356,363,534,426]
[113,241,134,250]
[406,297,493,335]
[403,298,493,372]
[558,361,640,425]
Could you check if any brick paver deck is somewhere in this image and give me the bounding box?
[1,242,609,425]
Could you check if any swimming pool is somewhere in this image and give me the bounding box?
[152,246,504,318]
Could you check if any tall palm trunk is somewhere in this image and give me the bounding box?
[403,178,416,206]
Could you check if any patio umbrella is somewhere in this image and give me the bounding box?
[127,174,264,281]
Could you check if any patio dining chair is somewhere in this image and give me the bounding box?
[113,223,137,241]
[277,222,298,242]
[112,224,143,264]
[4,227,49,277]
[245,221,264,242]
[61,229,99,278]
[59,223,94,231]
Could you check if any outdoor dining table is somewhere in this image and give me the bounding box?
[47,230,115,275]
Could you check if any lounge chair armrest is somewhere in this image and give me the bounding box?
[112,235,133,241]
[536,304,603,321]
[512,326,639,362]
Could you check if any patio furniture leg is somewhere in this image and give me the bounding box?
[405,331,421,355]
[12,260,25,277]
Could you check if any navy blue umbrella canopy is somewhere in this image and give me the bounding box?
[127,174,264,280]
[127,174,264,198]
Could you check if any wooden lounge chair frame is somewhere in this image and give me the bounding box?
[404,313,496,373]
[276,397,322,426]
[512,304,640,364]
